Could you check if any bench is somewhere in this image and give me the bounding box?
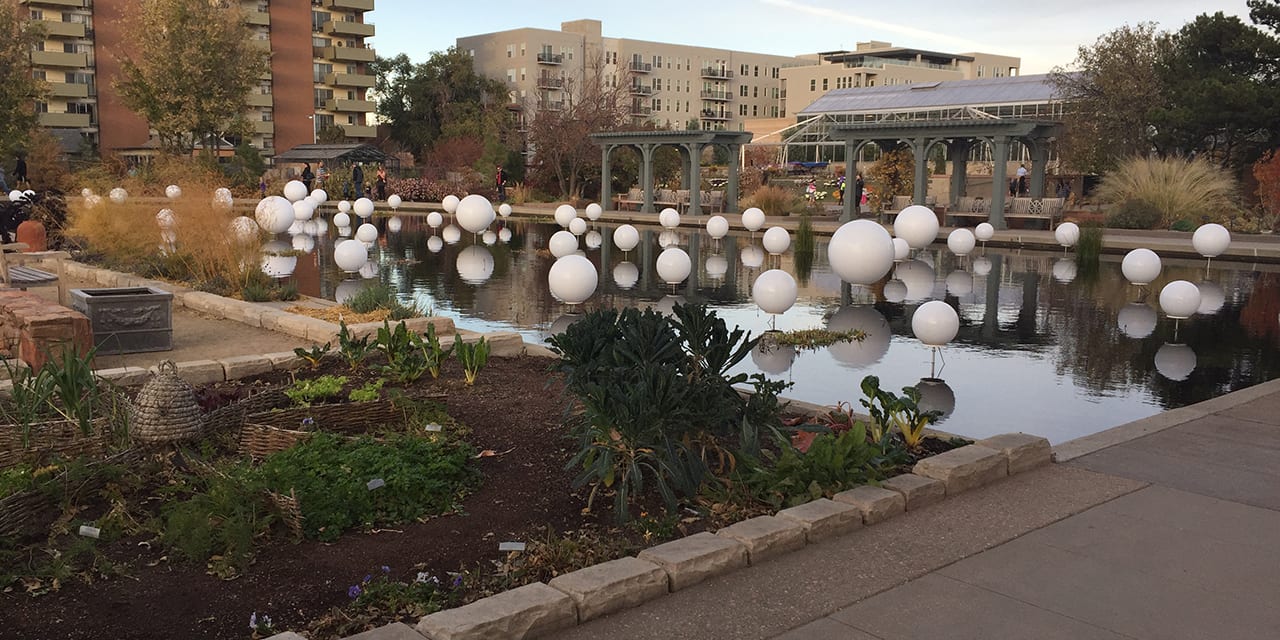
[616,188,643,211]
[880,195,937,224]
[948,197,1064,229]
[0,243,68,304]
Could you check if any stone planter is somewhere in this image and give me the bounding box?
[70,287,173,355]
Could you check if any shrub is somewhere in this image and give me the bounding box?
[1095,155,1239,227]
[346,284,417,318]
[1106,199,1164,229]
[284,375,348,407]
[743,424,885,508]
[741,184,797,217]
[454,335,489,386]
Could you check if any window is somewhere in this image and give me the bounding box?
[34,102,48,114]
[314,88,333,109]
[313,36,329,48]
[506,69,515,83]
[752,105,758,116]
[29,9,42,20]
[753,66,758,77]
[261,111,272,122]
[506,44,514,58]
[313,63,333,83]
[810,79,816,91]
[654,78,661,91]
[654,55,662,67]
[262,137,273,149]
[316,114,335,129]
[753,86,757,98]
[740,85,747,97]
[977,65,985,77]
[32,70,46,81]
[520,44,526,56]
[739,104,747,116]
[740,64,748,75]
[822,78,828,90]
[653,98,661,111]
[311,11,328,32]
[520,68,526,81]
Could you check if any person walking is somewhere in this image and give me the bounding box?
[495,165,507,202]
[1016,163,1028,196]
[352,163,365,198]
[301,162,314,191]
[13,155,27,188]
[0,165,7,192]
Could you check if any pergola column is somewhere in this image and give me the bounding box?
[726,146,741,213]
[687,142,704,216]
[948,139,970,208]
[911,137,929,205]
[1028,139,1050,198]
[600,145,613,210]
[842,138,860,222]
[678,146,691,189]
[989,136,1010,229]
[640,144,655,213]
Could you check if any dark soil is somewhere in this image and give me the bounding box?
[0,356,590,640]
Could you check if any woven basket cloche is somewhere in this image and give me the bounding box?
[130,360,204,445]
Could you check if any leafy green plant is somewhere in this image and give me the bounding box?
[1077,224,1104,263]
[336,321,374,371]
[859,375,941,449]
[285,375,348,407]
[241,280,272,302]
[348,378,385,403]
[346,284,418,318]
[1106,199,1164,229]
[420,323,454,379]
[454,335,489,385]
[160,463,272,578]
[744,423,883,508]
[293,343,332,370]
[376,320,428,383]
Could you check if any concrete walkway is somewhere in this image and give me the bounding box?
[549,379,1280,640]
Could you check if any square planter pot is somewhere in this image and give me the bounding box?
[70,287,173,355]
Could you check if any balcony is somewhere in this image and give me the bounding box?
[38,112,90,128]
[252,120,274,135]
[323,0,373,11]
[35,20,85,38]
[340,123,376,138]
[629,84,652,96]
[536,52,563,65]
[327,98,375,112]
[699,109,730,121]
[48,82,88,98]
[700,90,730,101]
[30,50,87,67]
[325,72,375,88]
[630,106,652,116]
[246,10,269,26]
[20,0,84,7]
[324,45,376,63]
[324,20,374,38]
[536,75,563,89]
[247,93,273,107]
[629,61,651,73]
[700,67,733,80]
[538,100,564,112]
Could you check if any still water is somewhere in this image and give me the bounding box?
[301,218,1280,444]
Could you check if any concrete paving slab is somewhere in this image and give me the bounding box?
[1052,404,1209,462]
[1081,485,1280,552]
[545,465,1143,640]
[771,617,880,640]
[1216,393,1280,426]
[1166,413,1280,450]
[831,574,1131,640]
[937,537,1280,640]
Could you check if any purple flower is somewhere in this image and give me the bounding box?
[301,417,315,427]
[381,565,391,574]
[249,612,258,629]
[348,585,362,599]
[451,575,463,588]
[363,574,372,584]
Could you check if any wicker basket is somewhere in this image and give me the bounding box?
[204,388,290,436]
[0,419,109,469]
[239,424,314,460]
[130,361,204,445]
[0,448,139,539]
[267,488,304,538]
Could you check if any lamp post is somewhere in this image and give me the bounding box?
[308,114,317,144]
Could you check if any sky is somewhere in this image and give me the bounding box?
[367,0,1255,74]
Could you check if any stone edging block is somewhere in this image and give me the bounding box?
[341,622,424,640]
[833,485,905,524]
[264,351,307,371]
[219,355,273,381]
[912,444,1008,495]
[714,515,806,564]
[151,359,225,386]
[775,498,863,542]
[636,531,747,592]
[978,433,1051,474]
[547,556,667,622]
[93,366,152,387]
[416,582,575,640]
[880,473,945,511]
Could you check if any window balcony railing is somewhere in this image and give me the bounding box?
[629,61,651,73]
[536,52,563,65]
[700,90,730,101]
[699,109,730,121]
[700,67,732,80]
[536,75,563,89]
[630,84,652,95]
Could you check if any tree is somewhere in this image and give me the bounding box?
[1250,0,1280,32]
[0,0,45,159]
[316,124,348,144]
[115,0,269,155]
[1255,152,1280,224]
[525,54,634,199]
[1049,23,1169,173]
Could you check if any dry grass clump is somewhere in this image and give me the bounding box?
[740,184,799,217]
[283,306,390,324]
[1095,155,1240,227]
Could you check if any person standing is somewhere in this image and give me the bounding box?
[316,161,328,188]
[495,165,507,202]
[0,165,7,192]
[13,155,27,188]
[352,163,364,198]
[301,162,314,191]
[375,164,387,200]
[1016,163,1028,196]
[854,172,865,215]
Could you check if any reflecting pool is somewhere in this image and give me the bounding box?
[294,217,1280,444]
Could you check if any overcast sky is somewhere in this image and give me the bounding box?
[368,0,1255,74]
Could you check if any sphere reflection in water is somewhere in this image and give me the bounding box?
[260,240,296,278]
[291,233,315,254]
[585,230,603,250]
[705,255,728,281]
[456,245,494,285]
[482,231,497,246]
[658,230,681,248]
[896,259,936,302]
[613,261,639,289]
[498,227,512,243]
[426,236,443,253]
[548,313,582,338]
[387,216,403,233]
[972,256,992,276]
[335,279,375,305]
[655,295,686,317]
[827,305,891,368]
[883,279,908,303]
[442,224,462,245]
[915,378,955,422]
[740,244,765,269]
[1117,303,1157,339]
[751,338,795,375]
[1196,281,1225,315]
[1155,343,1197,381]
[359,260,379,280]
[1052,258,1077,284]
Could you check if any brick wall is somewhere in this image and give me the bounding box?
[0,290,92,370]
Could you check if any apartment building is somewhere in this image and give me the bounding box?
[22,0,377,156]
[457,19,813,132]
[781,41,1020,117]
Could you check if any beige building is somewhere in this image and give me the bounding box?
[781,42,1020,117]
[22,0,377,156]
[457,19,813,132]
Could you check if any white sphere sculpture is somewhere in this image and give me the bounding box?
[442,194,460,214]
[1155,343,1197,381]
[1192,223,1230,258]
[549,230,579,258]
[387,194,402,210]
[156,209,176,230]
[656,247,692,285]
[911,300,960,347]
[827,306,891,368]
[353,197,375,219]
[1118,303,1157,339]
[947,228,976,257]
[741,207,765,232]
[482,230,497,246]
[762,226,791,255]
[442,224,462,245]
[585,203,603,220]
[659,208,680,230]
[283,180,308,203]
[498,227,512,243]
[456,245,495,284]
[613,261,639,289]
[892,237,910,262]
[975,222,995,242]
[356,223,378,244]
[213,188,234,212]
[387,216,403,233]
[426,236,444,253]
[498,203,512,218]
[554,204,577,228]
[706,215,729,239]
[165,184,182,199]
[334,238,368,273]
[456,194,496,234]
[548,254,598,305]
[1055,222,1080,248]
[893,205,939,249]
[740,244,765,269]
[612,224,639,252]
[292,199,316,221]
[585,230,603,249]
[426,211,443,229]
[109,188,128,204]
[1159,280,1201,319]
[828,220,895,285]
[569,217,588,236]
[752,269,798,315]
[338,200,352,214]
[1121,248,1162,286]
[310,189,328,203]
[7,190,23,202]
[255,196,295,234]
[333,212,351,228]
[229,216,258,243]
